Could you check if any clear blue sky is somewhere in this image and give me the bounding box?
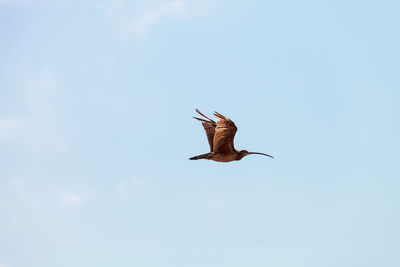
[1,0,399,266]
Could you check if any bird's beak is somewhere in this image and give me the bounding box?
[248,152,274,158]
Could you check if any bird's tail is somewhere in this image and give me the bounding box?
[189,153,211,160]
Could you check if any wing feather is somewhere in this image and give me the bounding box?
[213,112,237,153]
[194,110,216,152]
[202,122,215,152]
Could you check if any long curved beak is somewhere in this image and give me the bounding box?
[248,152,274,158]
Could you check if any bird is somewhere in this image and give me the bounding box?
[190,109,273,162]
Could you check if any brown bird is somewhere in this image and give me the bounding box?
[190,109,273,162]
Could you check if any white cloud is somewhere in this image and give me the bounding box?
[0,263,10,267]
[61,192,83,205]
[102,0,220,37]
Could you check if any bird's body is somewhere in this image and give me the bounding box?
[189,151,244,162]
[190,109,273,162]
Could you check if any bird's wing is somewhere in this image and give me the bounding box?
[193,109,216,152]
[201,122,216,152]
[213,112,237,153]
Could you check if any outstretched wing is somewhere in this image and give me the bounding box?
[193,109,216,152]
[213,112,237,153]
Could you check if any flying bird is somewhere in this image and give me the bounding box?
[190,109,273,162]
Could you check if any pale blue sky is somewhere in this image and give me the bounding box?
[1,0,400,267]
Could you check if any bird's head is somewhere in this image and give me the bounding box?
[237,150,274,160]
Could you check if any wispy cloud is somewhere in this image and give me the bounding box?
[103,0,186,37]
[0,263,10,267]
[0,68,68,152]
[0,0,53,5]
[61,192,83,205]
[23,68,62,111]
[102,0,220,37]
[0,0,32,4]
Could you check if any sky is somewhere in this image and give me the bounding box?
[1,0,400,266]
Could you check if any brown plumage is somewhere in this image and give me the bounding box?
[190,109,273,162]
